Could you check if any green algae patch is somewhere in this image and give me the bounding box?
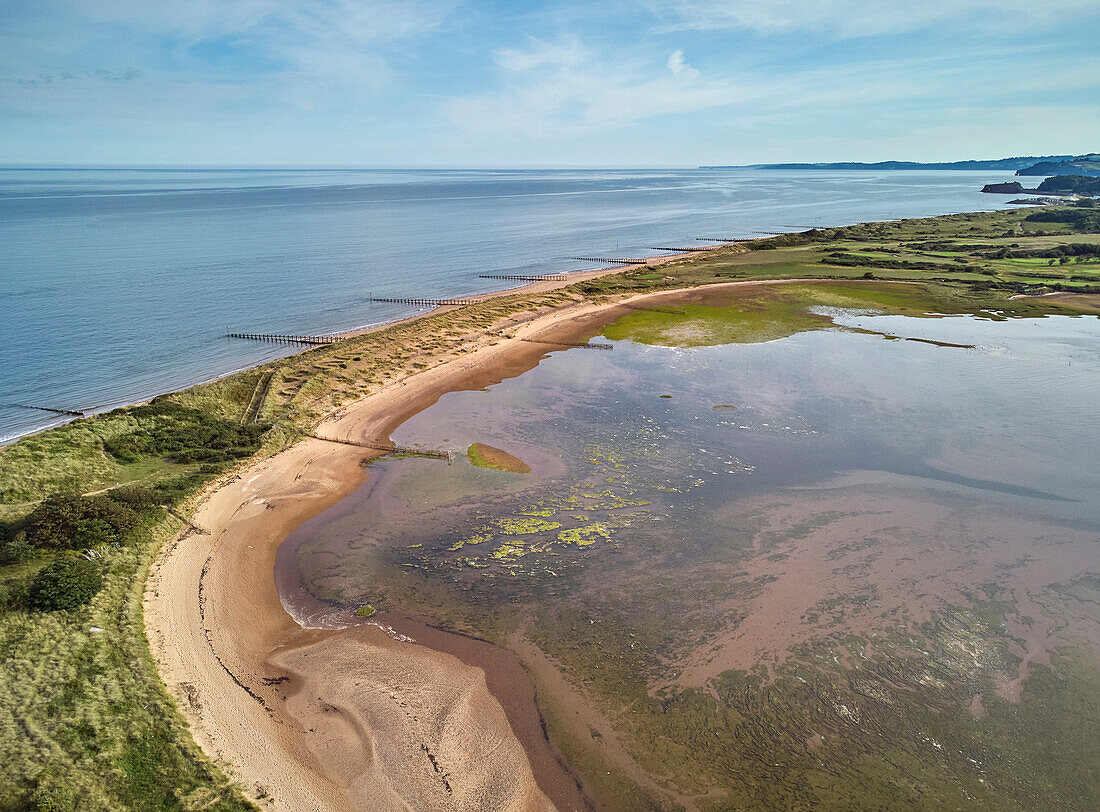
[558,523,613,546]
[490,542,527,560]
[355,605,376,618]
[496,516,562,535]
[467,442,531,473]
[448,530,493,552]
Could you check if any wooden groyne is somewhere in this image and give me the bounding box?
[695,237,745,243]
[368,294,476,307]
[307,433,451,460]
[6,403,85,417]
[227,332,336,345]
[565,256,648,265]
[646,246,711,252]
[519,338,613,351]
[162,505,209,535]
[478,273,569,282]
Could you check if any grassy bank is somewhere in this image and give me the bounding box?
[1,203,1097,809]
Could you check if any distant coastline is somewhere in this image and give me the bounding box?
[702,153,1099,175]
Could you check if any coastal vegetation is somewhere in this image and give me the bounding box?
[1016,154,1100,177]
[1035,174,1100,194]
[1,204,1099,809]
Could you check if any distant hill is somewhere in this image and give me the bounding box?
[1016,155,1100,177]
[700,156,1077,171]
[1036,175,1100,194]
[980,175,1100,196]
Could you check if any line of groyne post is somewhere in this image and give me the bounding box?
[477,273,570,282]
[306,433,451,459]
[226,332,336,345]
[6,403,86,417]
[367,294,476,307]
[518,337,613,351]
[646,246,711,252]
[566,256,650,264]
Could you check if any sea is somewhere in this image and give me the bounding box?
[0,167,1024,442]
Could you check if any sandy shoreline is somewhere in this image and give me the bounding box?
[143,248,755,810]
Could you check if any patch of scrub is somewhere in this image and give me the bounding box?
[467,442,532,473]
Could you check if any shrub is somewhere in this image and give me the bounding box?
[17,492,145,550]
[0,532,35,564]
[26,558,104,611]
[1026,208,1100,232]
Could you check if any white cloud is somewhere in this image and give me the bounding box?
[646,0,1099,38]
[440,36,1074,142]
[495,37,588,72]
[666,50,699,78]
[2,1,459,92]
[444,44,759,138]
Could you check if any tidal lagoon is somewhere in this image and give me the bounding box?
[278,287,1100,808]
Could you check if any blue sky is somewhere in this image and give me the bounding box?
[1,0,1098,167]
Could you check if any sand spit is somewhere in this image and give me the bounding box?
[143,273,864,811]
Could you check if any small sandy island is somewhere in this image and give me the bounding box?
[467,442,532,474]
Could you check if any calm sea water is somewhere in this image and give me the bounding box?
[0,167,1020,441]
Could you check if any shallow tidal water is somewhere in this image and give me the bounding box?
[277,306,1100,807]
[280,311,1100,622]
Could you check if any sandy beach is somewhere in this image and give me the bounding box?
[143,251,751,810]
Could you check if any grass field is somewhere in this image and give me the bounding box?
[0,203,1097,809]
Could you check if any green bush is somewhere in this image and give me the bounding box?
[0,532,35,565]
[26,559,103,611]
[1026,208,1100,232]
[16,492,147,550]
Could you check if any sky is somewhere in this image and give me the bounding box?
[1,0,1098,167]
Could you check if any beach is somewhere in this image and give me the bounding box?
[143,254,733,810]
